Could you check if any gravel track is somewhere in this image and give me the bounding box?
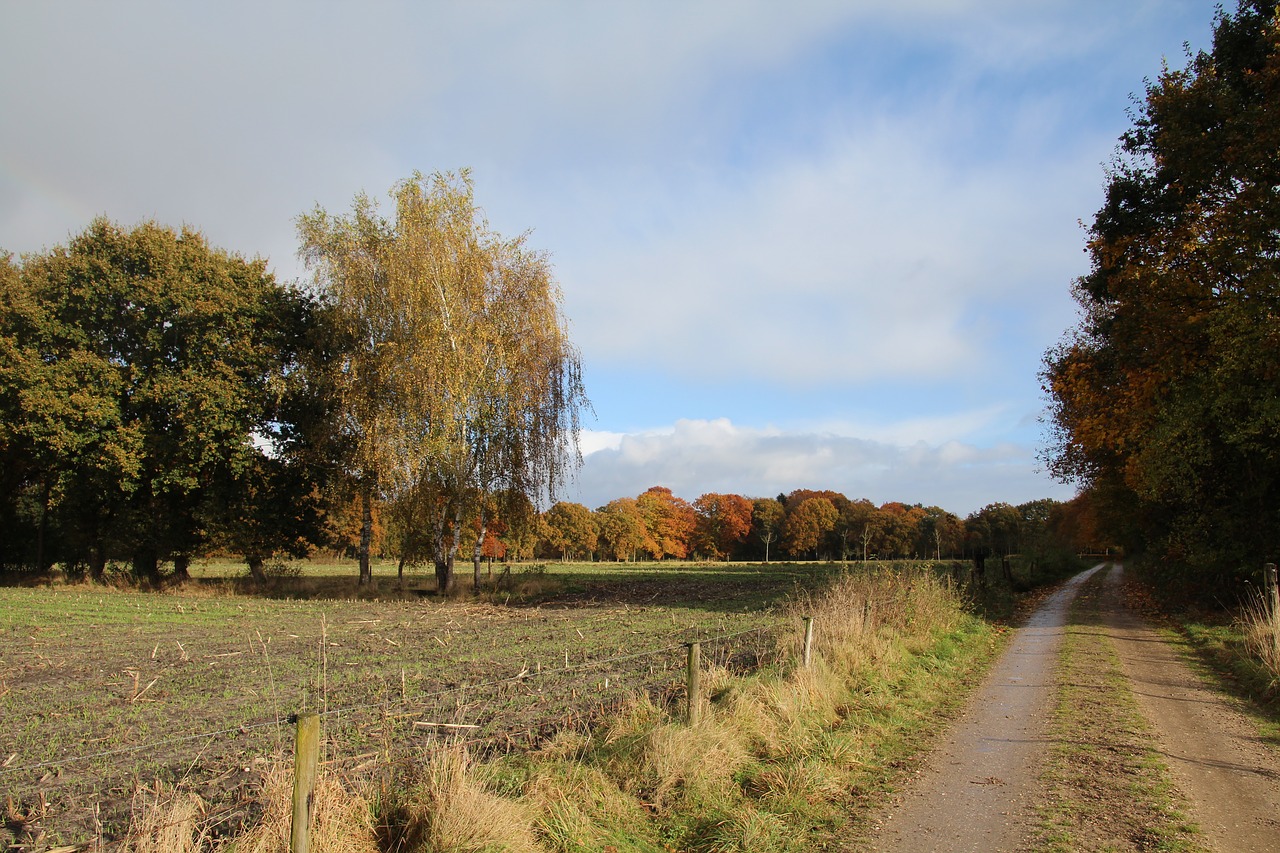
[862,564,1104,852]
[860,563,1280,852]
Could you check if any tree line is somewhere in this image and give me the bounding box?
[1,168,1083,589]
[0,171,586,592]
[441,487,1084,569]
[1041,0,1280,597]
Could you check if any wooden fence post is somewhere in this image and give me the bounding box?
[1266,563,1279,619]
[802,616,814,668]
[291,712,320,853]
[685,642,701,726]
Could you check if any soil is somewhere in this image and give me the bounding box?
[861,563,1280,852]
[0,575,780,850]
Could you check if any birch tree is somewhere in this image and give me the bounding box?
[299,171,587,591]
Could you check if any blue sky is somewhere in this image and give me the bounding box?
[0,1,1223,515]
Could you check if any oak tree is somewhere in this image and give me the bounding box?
[542,501,598,561]
[783,496,838,559]
[595,497,648,562]
[1043,1,1280,589]
[637,486,697,560]
[692,493,753,560]
[0,220,317,580]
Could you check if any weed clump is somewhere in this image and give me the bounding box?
[1240,594,1280,691]
[374,746,545,852]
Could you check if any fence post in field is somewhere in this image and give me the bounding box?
[1266,563,1279,618]
[291,712,321,853]
[685,642,701,726]
[802,616,815,668]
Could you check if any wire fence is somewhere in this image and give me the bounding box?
[1,618,779,850]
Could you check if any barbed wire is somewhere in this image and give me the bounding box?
[0,718,284,778]
[0,623,774,780]
[3,622,779,851]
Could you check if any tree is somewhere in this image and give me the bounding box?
[751,497,786,562]
[636,486,697,560]
[0,219,316,581]
[595,498,648,562]
[1043,2,1280,591]
[875,502,923,558]
[916,506,964,560]
[1047,494,1109,556]
[965,502,1022,559]
[492,489,539,561]
[299,171,588,592]
[542,501,598,561]
[783,496,838,559]
[836,498,878,561]
[692,493,753,560]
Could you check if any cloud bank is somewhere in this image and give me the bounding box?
[569,418,1074,517]
[0,1,1218,515]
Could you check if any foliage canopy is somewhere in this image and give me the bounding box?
[1042,0,1280,591]
[298,171,588,591]
[0,219,323,579]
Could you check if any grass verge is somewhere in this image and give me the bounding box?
[1162,601,1280,750]
[1029,571,1207,852]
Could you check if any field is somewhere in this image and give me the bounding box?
[0,559,837,848]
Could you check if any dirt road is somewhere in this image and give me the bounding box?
[1105,564,1280,850]
[861,563,1280,852]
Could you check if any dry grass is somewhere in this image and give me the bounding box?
[116,758,378,853]
[1240,595,1280,688]
[120,784,206,853]
[379,746,546,853]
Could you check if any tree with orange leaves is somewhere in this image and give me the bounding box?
[783,496,838,560]
[1043,2,1280,589]
[692,493,754,560]
[637,486,697,560]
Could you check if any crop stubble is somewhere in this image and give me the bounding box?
[0,565,789,847]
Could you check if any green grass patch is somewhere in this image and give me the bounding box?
[1159,619,1280,752]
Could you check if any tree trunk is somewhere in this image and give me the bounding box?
[473,520,486,592]
[172,553,191,582]
[435,553,454,594]
[358,485,373,586]
[133,544,160,585]
[247,555,267,584]
[89,543,106,583]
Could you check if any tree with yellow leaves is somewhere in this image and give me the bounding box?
[299,171,587,590]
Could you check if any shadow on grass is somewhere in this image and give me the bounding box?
[0,560,973,616]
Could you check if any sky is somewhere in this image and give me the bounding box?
[0,1,1224,516]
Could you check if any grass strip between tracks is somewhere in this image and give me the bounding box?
[1030,570,1207,853]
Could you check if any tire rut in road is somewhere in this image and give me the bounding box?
[1101,564,1280,852]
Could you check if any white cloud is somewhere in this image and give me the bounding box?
[0,0,1211,512]
[568,418,1074,515]
[555,113,1092,387]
